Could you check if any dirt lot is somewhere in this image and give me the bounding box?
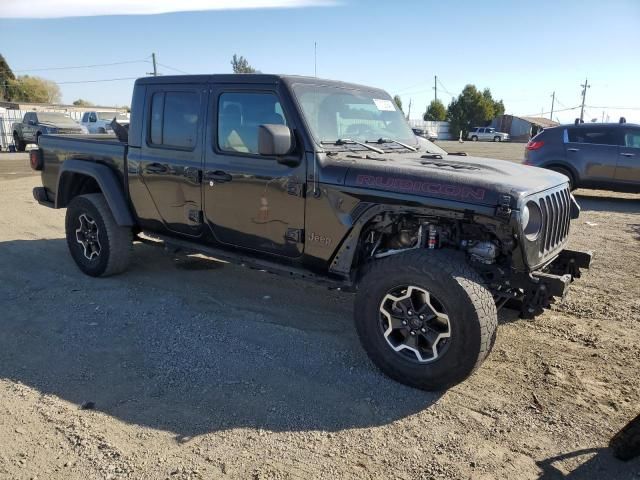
[0,146,639,480]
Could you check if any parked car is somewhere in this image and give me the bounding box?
[30,74,590,391]
[524,121,640,192]
[468,127,509,142]
[12,112,87,151]
[80,111,130,134]
[412,127,437,141]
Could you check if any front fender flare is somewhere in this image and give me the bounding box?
[56,159,135,226]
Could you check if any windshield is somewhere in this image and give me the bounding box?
[36,112,78,125]
[97,112,129,121]
[291,83,417,146]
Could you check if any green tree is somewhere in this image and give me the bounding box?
[393,95,403,113]
[8,75,62,103]
[0,53,16,101]
[423,99,447,121]
[73,99,93,107]
[230,54,256,74]
[446,85,504,138]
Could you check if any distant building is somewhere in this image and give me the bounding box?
[0,100,125,114]
[491,115,559,142]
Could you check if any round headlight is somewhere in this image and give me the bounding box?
[522,201,543,240]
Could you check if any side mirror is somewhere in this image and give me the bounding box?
[258,124,293,157]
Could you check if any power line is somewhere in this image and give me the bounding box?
[156,62,190,75]
[13,59,149,73]
[586,105,640,110]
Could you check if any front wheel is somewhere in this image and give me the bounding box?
[494,136,501,142]
[471,136,478,141]
[65,194,132,277]
[13,133,26,152]
[355,250,498,391]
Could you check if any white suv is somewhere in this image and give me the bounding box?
[80,111,130,134]
[468,127,509,142]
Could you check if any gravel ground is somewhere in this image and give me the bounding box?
[0,149,639,479]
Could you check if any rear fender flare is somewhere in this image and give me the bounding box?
[541,162,579,185]
[56,159,135,226]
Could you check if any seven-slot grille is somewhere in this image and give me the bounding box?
[537,186,571,255]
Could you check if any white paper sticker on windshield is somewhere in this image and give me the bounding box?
[373,98,396,111]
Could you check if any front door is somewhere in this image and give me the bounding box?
[203,86,306,258]
[565,126,619,182]
[615,127,640,185]
[139,84,207,236]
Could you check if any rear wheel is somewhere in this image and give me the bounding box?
[13,133,26,152]
[549,166,575,190]
[355,250,497,391]
[65,193,132,277]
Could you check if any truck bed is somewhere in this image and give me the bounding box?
[39,134,128,201]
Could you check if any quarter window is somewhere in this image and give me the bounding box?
[148,91,200,149]
[567,127,620,146]
[217,92,287,155]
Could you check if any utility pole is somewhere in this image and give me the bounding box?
[579,77,590,122]
[314,42,317,77]
[550,91,555,120]
[407,98,412,120]
[149,53,158,76]
[602,111,605,123]
[434,75,437,102]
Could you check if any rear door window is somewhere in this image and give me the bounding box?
[567,127,621,146]
[624,129,640,148]
[148,91,200,149]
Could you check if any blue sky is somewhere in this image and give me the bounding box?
[1,0,639,123]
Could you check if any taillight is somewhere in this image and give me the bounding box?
[29,149,44,171]
[526,140,545,151]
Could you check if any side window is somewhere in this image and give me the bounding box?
[23,113,33,124]
[217,92,287,155]
[81,112,89,123]
[148,91,200,149]
[89,112,97,122]
[624,129,640,148]
[567,127,620,146]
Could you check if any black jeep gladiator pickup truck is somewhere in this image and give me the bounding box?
[30,74,591,390]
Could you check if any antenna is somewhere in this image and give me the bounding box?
[314,42,317,77]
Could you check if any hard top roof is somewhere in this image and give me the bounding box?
[135,74,388,93]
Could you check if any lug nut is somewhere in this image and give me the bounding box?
[419,315,424,320]
[402,320,407,326]
[410,331,416,336]
[421,328,426,333]
[407,310,413,316]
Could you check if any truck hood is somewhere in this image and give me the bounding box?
[339,152,568,208]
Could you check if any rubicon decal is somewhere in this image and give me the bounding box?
[355,175,486,201]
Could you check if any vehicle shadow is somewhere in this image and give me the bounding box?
[0,238,442,441]
[574,192,640,214]
[535,447,639,479]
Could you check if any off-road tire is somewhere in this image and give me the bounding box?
[65,193,132,277]
[549,166,575,190]
[610,414,640,461]
[13,133,26,152]
[355,250,498,391]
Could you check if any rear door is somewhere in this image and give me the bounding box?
[22,112,35,142]
[565,126,619,183]
[202,84,306,258]
[615,126,640,185]
[139,84,207,236]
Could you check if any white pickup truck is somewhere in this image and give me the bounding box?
[80,111,130,134]
[468,126,510,142]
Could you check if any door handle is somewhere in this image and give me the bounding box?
[567,148,580,152]
[620,152,635,158]
[145,163,168,174]
[204,170,232,183]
